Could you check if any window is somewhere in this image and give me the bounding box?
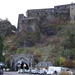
[45,13,47,15]
[27,26,33,32]
[74,15,75,20]
[22,20,24,23]
[37,13,39,15]
[28,20,31,23]
[57,7,60,9]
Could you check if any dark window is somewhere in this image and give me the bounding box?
[27,27,33,32]
[22,20,24,23]
[45,13,47,15]
[55,12,58,14]
[37,13,39,15]
[57,7,60,9]
[28,20,31,22]
[74,15,75,20]
[65,6,66,8]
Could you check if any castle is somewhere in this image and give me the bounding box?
[17,3,75,32]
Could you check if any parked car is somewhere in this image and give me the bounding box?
[47,66,73,75]
[6,68,10,71]
[31,69,38,74]
[18,69,30,73]
[38,69,46,74]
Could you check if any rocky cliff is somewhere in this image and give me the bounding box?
[0,20,16,38]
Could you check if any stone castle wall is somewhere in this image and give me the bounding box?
[17,3,75,32]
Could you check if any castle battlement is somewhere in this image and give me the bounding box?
[17,3,75,32]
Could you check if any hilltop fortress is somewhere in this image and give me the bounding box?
[17,3,75,32]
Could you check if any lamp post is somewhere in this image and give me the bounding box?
[2,50,6,62]
[30,55,33,72]
[2,50,6,56]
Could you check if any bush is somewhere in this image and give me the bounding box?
[10,46,17,51]
[59,57,66,65]
[60,71,71,75]
[55,57,60,66]
[73,60,75,67]
[34,51,41,57]
[63,59,74,68]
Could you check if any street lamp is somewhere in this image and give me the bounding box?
[2,50,6,62]
[29,55,33,71]
[2,50,6,56]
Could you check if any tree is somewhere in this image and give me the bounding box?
[61,31,75,59]
[0,34,4,62]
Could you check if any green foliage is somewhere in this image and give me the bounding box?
[25,32,40,44]
[70,48,75,59]
[55,57,60,66]
[59,49,70,58]
[73,60,75,67]
[0,34,4,62]
[58,24,75,59]
[59,48,75,60]
[65,31,75,49]
[60,25,75,49]
[15,48,24,54]
[22,47,30,54]
[59,57,66,65]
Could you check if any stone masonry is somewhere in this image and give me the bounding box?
[10,54,34,71]
[17,3,75,32]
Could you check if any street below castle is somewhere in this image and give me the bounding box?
[3,69,75,75]
[3,71,37,75]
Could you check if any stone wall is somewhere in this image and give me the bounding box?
[70,3,75,23]
[17,14,39,32]
[17,3,75,32]
[10,54,34,71]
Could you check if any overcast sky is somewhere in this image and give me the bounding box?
[0,0,75,28]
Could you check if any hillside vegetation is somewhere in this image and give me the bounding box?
[1,19,75,67]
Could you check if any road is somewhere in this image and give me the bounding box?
[3,71,38,75]
[3,70,75,75]
[4,71,24,75]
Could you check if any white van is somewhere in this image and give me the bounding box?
[47,66,73,75]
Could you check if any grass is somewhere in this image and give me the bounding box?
[15,44,59,64]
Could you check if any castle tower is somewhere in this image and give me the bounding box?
[17,14,25,32]
[17,14,39,32]
[70,3,75,23]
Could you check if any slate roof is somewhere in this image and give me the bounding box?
[35,61,53,68]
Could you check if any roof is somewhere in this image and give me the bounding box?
[35,61,53,67]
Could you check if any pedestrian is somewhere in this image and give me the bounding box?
[53,70,57,75]
[17,63,21,73]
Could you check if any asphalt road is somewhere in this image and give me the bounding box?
[4,71,23,75]
[3,71,38,75]
[3,70,75,75]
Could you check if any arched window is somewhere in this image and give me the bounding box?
[27,26,33,32]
